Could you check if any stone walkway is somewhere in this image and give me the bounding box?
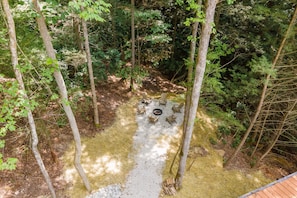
[120,99,184,198]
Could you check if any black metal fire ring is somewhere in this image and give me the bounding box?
[153,108,163,116]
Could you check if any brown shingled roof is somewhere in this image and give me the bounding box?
[240,172,297,198]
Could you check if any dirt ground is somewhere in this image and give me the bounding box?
[0,67,295,197]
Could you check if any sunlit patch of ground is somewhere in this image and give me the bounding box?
[0,185,13,198]
[62,96,271,198]
[62,98,138,198]
[162,109,272,198]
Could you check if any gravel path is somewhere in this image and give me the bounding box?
[87,99,184,198]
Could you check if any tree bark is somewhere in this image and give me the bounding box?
[175,0,217,190]
[130,0,135,90]
[224,6,297,167]
[110,0,117,48]
[73,16,83,51]
[170,0,201,174]
[2,0,56,197]
[183,0,202,141]
[81,17,100,127]
[32,0,91,192]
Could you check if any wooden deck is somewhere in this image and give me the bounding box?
[240,172,297,198]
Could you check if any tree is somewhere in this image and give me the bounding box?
[183,0,203,145]
[73,16,84,51]
[169,0,202,174]
[224,6,297,167]
[69,0,111,127]
[2,0,56,197]
[32,0,91,192]
[175,0,217,189]
[130,0,135,90]
[81,17,100,127]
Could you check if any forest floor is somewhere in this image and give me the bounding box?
[0,66,296,198]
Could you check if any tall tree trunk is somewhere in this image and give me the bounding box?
[81,17,100,127]
[175,0,217,190]
[169,0,201,174]
[32,0,91,192]
[183,0,202,141]
[2,0,56,197]
[130,0,135,90]
[224,6,297,167]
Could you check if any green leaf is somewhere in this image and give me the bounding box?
[8,125,16,132]
[0,157,18,171]
[50,94,59,101]
[0,140,5,148]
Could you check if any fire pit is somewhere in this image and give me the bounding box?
[153,108,163,116]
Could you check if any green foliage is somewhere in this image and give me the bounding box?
[116,65,148,85]
[226,0,235,5]
[249,56,275,78]
[0,154,18,171]
[0,29,14,77]
[39,1,64,25]
[209,137,217,145]
[222,55,272,115]
[56,115,68,127]
[92,48,123,81]
[207,104,246,144]
[0,80,30,170]
[218,125,231,136]
[69,0,111,21]
[200,34,235,105]
[183,0,205,27]
[56,49,88,89]
[133,9,172,66]
[16,58,57,100]
[231,134,241,148]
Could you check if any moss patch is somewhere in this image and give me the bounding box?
[62,98,138,197]
[161,109,271,198]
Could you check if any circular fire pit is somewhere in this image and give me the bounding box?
[153,108,163,116]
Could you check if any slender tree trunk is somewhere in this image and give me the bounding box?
[2,0,56,197]
[224,6,297,167]
[110,0,117,48]
[170,0,201,174]
[183,0,202,139]
[175,0,217,190]
[170,9,178,66]
[81,17,100,127]
[137,29,141,66]
[73,16,83,51]
[255,99,297,167]
[130,0,135,90]
[32,0,91,192]
[250,92,276,157]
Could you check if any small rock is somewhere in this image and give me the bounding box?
[86,184,121,198]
